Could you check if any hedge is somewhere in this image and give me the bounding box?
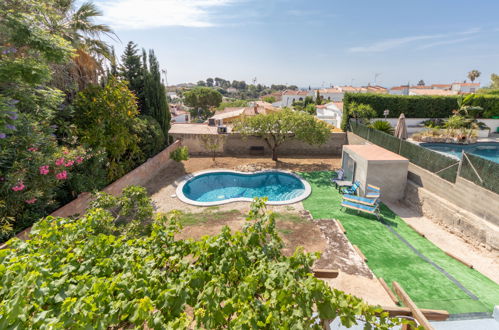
[341,93,499,130]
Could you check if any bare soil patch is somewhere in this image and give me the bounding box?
[313,219,373,278]
[174,208,374,280]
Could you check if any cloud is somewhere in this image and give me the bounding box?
[418,37,472,50]
[96,0,237,30]
[348,34,446,53]
[348,28,480,53]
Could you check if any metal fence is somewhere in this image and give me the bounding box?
[459,152,499,195]
[350,121,460,182]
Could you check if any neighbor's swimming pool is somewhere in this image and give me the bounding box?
[176,170,311,206]
[420,142,499,163]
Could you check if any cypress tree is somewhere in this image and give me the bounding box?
[142,49,170,137]
[120,42,145,111]
[120,43,170,141]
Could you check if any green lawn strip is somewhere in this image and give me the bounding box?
[298,171,499,314]
[390,211,499,312]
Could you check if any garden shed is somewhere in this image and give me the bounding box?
[342,144,409,201]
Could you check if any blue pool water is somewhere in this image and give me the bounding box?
[181,171,306,204]
[420,142,499,163]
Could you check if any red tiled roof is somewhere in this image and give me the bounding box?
[317,88,342,94]
[283,90,308,96]
[431,84,452,88]
[453,82,480,86]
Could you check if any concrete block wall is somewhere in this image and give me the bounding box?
[404,180,499,250]
[171,132,347,157]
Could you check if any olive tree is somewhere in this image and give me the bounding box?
[235,109,330,161]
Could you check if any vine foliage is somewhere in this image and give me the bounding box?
[0,187,411,329]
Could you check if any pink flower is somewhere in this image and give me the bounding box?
[12,181,26,191]
[65,160,74,167]
[55,171,67,180]
[55,158,65,166]
[39,165,49,175]
[63,150,69,155]
[28,147,38,152]
[25,198,37,204]
[76,156,84,164]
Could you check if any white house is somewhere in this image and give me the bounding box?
[316,102,343,128]
[409,89,458,96]
[451,82,480,93]
[389,86,409,95]
[171,111,190,123]
[316,88,344,102]
[281,90,312,107]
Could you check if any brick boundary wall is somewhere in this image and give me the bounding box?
[1,140,182,247]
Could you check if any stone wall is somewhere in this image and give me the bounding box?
[170,132,347,157]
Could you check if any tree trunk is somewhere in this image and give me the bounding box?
[272,147,278,161]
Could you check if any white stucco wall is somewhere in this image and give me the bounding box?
[372,118,499,134]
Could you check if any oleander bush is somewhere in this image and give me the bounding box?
[0,190,411,329]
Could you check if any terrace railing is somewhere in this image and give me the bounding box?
[349,120,499,194]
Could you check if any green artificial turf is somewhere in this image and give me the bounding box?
[299,171,499,315]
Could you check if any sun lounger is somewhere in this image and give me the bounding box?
[342,194,378,206]
[365,184,381,198]
[341,199,381,220]
[340,181,360,195]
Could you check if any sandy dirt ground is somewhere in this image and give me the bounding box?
[144,156,396,307]
[386,201,499,285]
[144,156,340,214]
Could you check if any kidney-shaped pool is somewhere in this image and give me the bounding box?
[176,170,311,206]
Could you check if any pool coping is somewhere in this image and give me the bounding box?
[175,169,312,206]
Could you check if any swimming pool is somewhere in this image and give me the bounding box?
[176,170,311,206]
[420,142,499,163]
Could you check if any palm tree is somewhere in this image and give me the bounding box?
[467,70,481,83]
[49,1,117,92]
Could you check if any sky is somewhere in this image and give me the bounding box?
[93,0,499,88]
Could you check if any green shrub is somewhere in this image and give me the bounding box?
[349,102,376,123]
[170,146,189,162]
[73,77,141,181]
[341,93,499,130]
[368,120,394,135]
[133,115,166,160]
